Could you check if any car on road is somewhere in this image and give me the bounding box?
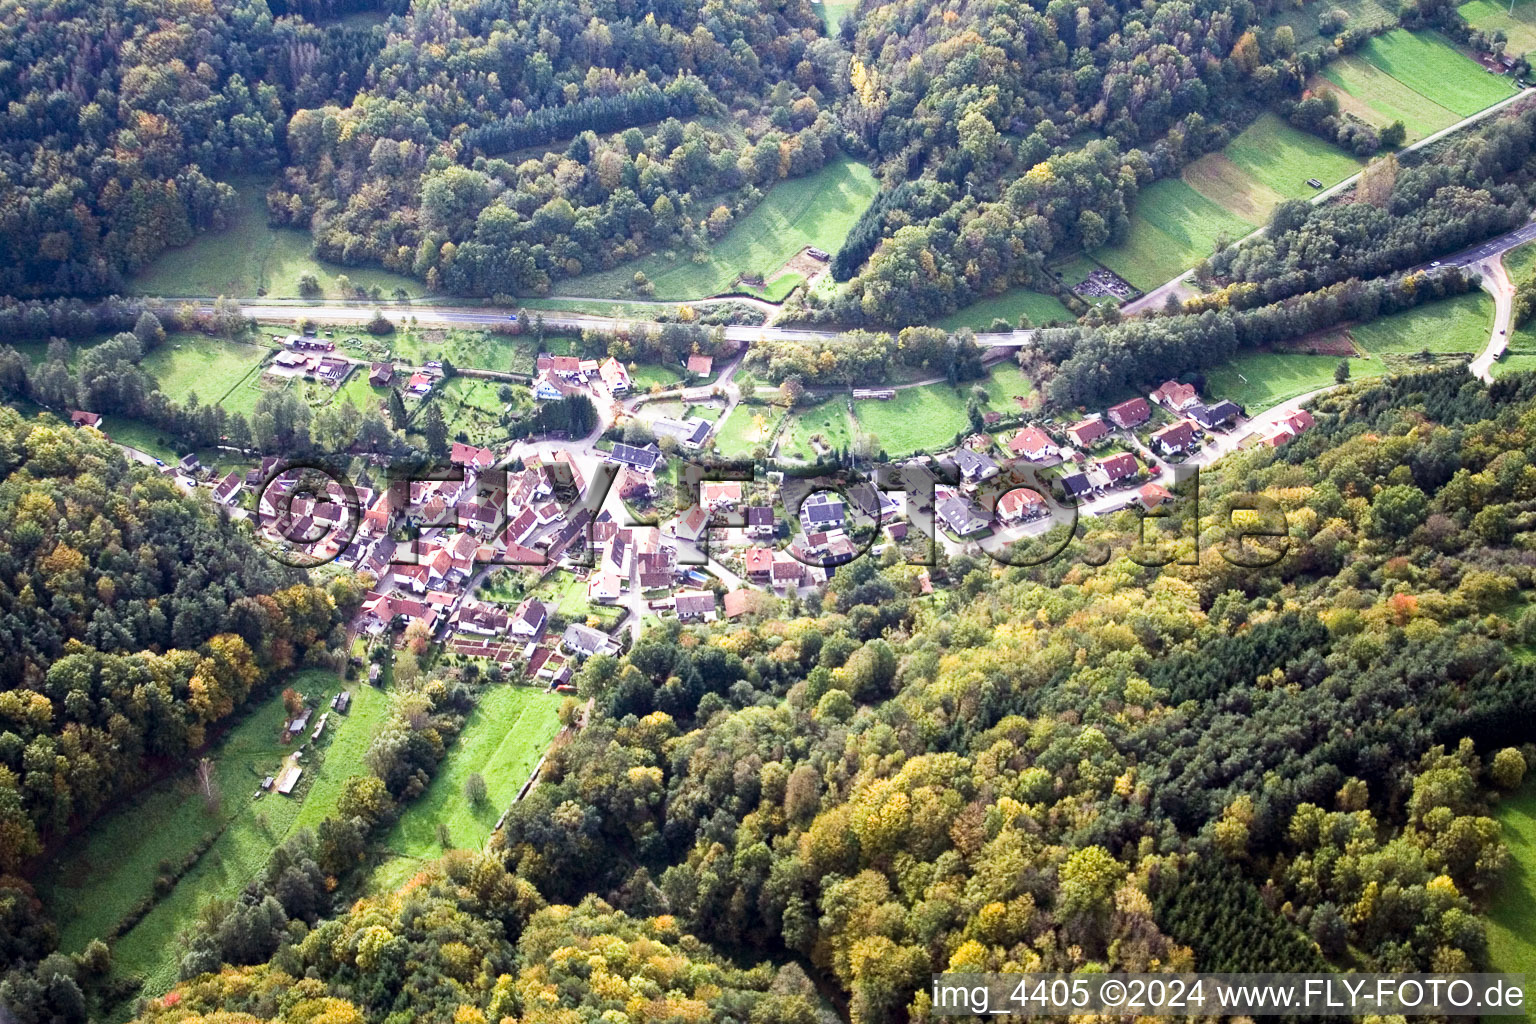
[1430,260,1441,268]
[154,459,164,466]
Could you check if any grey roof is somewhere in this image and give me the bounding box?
[610,442,661,472]
[1061,472,1093,497]
[563,622,611,655]
[938,496,987,535]
[799,495,845,526]
[952,448,998,480]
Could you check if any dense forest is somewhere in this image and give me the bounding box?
[97,365,1536,1024]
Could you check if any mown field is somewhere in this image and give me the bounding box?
[1094,178,1254,290]
[1460,0,1536,55]
[38,671,386,998]
[934,287,1075,331]
[854,383,972,456]
[1316,54,1461,140]
[131,177,421,300]
[139,334,271,407]
[1265,0,1397,50]
[1354,29,1517,117]
[715,400,782,458]
[379,686,563,863]
[1206,351,1386,413]
[1486,780,1536,1021]
[1347,290,1493,357]
[557,155,878,300]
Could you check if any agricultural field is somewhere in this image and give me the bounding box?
[1486,780,1536,1020]
[1207,113,1365,203]
[780,399,855,461]
[131,177,422,300]
[1352,30,1517,117]
[934,287,1076,331]
[1346,290,1493,358]
[557,155,879,300]
[854,382,972,456]
[1094,178,1254,291]
[1460,0,1536,56]
[1206,351,1386,413]
[378,686,563,863]
[37,672,385,998]
[1315,54,1461,140]
[715,400,783,458]
[139,334,271,407]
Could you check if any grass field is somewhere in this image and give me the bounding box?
[432,376,527,441]
[1265,0,1397,50]
[817,0,858,31]
[781,399,855,460]
[715,400,783,457]
[39,671,385,997]
[383,328,536,375]
[854,383,972,456]
[1094,178,1255,290]
[380,686,562,862]
[631,362,685,390]
[1347,290,1493,357]
[557,155,878,300]
[1223,113,1366,201]
[980,360,1036,414]
[1354,30,1516,117]
[1505,240,1536,282]
[1487,779,1536,1021]
[1316,54,1462,140]
[935,287,1076,331]
[139,334,271,407]
[741,272,806,303]
[100,417,182,462]
[1206,351,1386,413]
[1461,0,1536,55]
[132,177,421,300]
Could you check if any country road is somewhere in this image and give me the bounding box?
[1122,89,1536,316]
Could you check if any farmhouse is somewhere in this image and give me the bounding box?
[1067,417,1110,446]
[1151,420,1197,454]
[369,362,393,386]
[1106,397,1151,429]
[1007,426,1059,461]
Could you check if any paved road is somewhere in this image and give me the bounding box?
[1470,257,1515,382]
[1122,90,1536,317]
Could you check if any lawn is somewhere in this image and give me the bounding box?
[1505,239,1536,282]
[432,376,527,441]
[1347,290,1493,357]
[1094,178,1255,291]
[383,328,536,375]
[1355,29,1516,117]
[132,176,422,300]
[935,287,1075,331]
[1206,351,1385,413]
[980,360,1036,414]
[332,370,392,418]
[1220,113,1365,200]
[139,334,271,407]
[557,155,879,300]
[380,686,563,861]
[1487,779,1536,1021]
[100,417,183,462]
[1461,0,1536,55]
[1316,54,1461,141]
[631,361,685,390]
[716,400,783,458]
[38,671,385,998]
[853,382,973,456]
[741,271,806,303]
[780,399,855,460]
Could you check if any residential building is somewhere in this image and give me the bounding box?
[700,481,742,510]
[1107,397,1151,429]
[599,357,631,394]
[952,448,1000,487]
[369,362,393,386]
[1008,426,1059,461]
[1151,380,1200,412]
[1139,483,1175,508]
[997,488,1047,523]
[609,442,662,474]
[1060,472,1093,499]
[1151,420,1197,454]
[798,491,846,531]
[674,590,718,621]
[563,622,616,658]
[213,470,243,506]
[1097,452,1138,483]
[686,353,713,377]
[68,410,101,428]
[937,496,989,537]
[1067,417,1110,447]
[511,597,547,639]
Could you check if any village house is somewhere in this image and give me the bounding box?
[1097,451,1139,484]
[674,590,718,622]
[937,495,989,537]
[745,506,775,539]
[451,441,497,470]
[798,491,846,532]
[952,448,1000,490]
[563,622,616,659]
[1067,417,1109,447]
[1007,426,1059,461]
[407,371,434,396]
[1262,408,1317,447]
[511,597,547,639]
[997,488,1048,524]
[69,410,102,428]
[369,362,393,386]
[1189,400,1242,431]
[599,357,631,394]
[609,442,662,475]
[1139,482,1175,508]
[1150,380,1200,412]
[1107,397,1151,429]
[742,547,773,581]
[213,470,243,506]
[1151,420,1197,455]
[700,481,742,511]
[686,353,713,377]
[1060,471,1094,500]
